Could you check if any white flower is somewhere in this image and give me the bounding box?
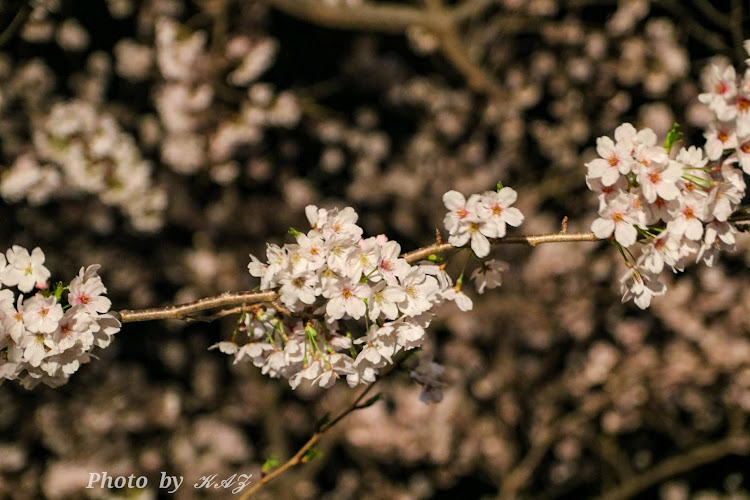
[67,265,111,314]
[638,161,682,203]
[23,295,63,334]
[368,281,405,320]
[448,219,493,257]
[640,231,680,274]
[471,259,508,294]
[1,246,51,292]
[699,64,737,111]
[442,190,480,235]
[354,324,398,367]
[372,240,403,285]
[397,267,439,317]
[296,232,328,271]
[345,238,380,282]
[441,287,473,311]
[480,188,524,238]
[322,279,370,320]
[278,271,319,307]
[704,121,737,160]
[590,193,640,247]
[620,263,666,309]
[321,207,363,242]
[667,193,707,241]
[585,135,631,185]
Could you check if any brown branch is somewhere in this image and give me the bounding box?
[261,0,429,33]
[238,378,380,499]
[0,4,30,48]
[261,0,513,99]
[113,231,600,324]
[402,232,599,263]
[423,0,506,99]
[594,434,750,500]
[114,290,278,323]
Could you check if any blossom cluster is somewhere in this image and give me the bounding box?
[0,100,166,231]
[212,202,501,394]
[586,114,747,307]
[212,187,520,394]
[442,186,525,257]
[0,246,120,388]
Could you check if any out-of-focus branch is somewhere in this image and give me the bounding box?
[730,0,745,64]
[262,0,430,33]
[0,4,30,48]
[689,0,732,27]
[594,434,750,500]
[262,0,513,99]
[497,393,611,499]
[423,0,506,99]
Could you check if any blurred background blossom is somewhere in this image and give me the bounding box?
[0,0,749,498]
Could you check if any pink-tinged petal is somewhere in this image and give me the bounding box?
[685,219,704,240]
[657,182,680,201]
[347,298,366,319]
[586,158,609,178]
[448,231,470,248]
[442,190,466,210]
[595,136,616,158]
[614,223,637,247]
[601,167,621,187]
[591,218,615,239]
[503,207,524,227]
[471,232,490,258]
[497,187,518,206]
[614,123,636,143]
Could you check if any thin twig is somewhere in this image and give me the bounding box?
[402,232,599,263]
[238,379,380,499]
[114,231,600,323]
[0,4,30,48]
[115,290,278,323]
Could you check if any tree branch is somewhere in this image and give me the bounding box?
[238,377,381,499]
[262,0,429,33]
[594,434,750,500]
[113,231,600,323]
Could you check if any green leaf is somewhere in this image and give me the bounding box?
[262,457,281,474]
[664,123,682,153]
[288,227,302,237]
[301,448,323,463]
[496,181,504,192]
[428,254,442,263]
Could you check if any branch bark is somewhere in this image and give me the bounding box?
[114,231,600,323]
